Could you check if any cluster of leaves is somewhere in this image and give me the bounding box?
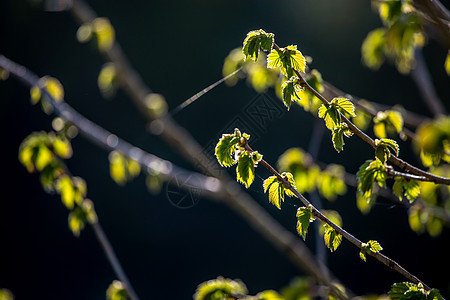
[77,17,115,51]
[414,117,450,167]
[194,276,322,300]
[224,41,323,113]
[277,148,346,201]
[317,97,356,152]
[215,128,263,188]
[18,131,97,236]
[362,0,426,74]
[109,150,141,186]
[389,282,443,300]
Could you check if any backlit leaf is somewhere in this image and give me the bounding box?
[98,63,118,98]
[107,280,128,300]
[263,175,283,209]
[236,151,255,188]
[243,29,274,61]
[256,290,283,300]
[323,224,342,252]
[393,177,420,202]
[360,240,383,262]
[194,277,248,300]
[92,17,115,51]
[333,97,356,117]
[362,28,386,70]
[296,205,314,240]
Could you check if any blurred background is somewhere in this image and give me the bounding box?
[1,0,449,299]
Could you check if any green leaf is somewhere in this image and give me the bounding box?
[323,223,342,252]
[215,133,240,167]
[215,134,239,167]
[194,277,248,300]
[263,175,283,209]
[243,29,274,61]
[317,164,347,201]
[236,151,255,188]
[333,97,356,117]
[356,190,376,214]
[256,290,283,300]
[376,138,399,155]
[373,110,403,138]
[332,124,353,153]
[393,177,420,202]
[362,28,386,70]
[267,45,306,76]
[360,240,382,262]
[281,76,302,110]
[251,151,263,164]
[106,280,128,300]
[318,104,340,130]
[357,159,387,199]
[388,282,442,300]
[57,175,76,209]
[282,172,297,197]
[52,135,73,159]
[375,138,399,162]
[296,205,314,240]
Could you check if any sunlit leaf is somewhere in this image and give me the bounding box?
[52,135,73,159]
[296,205,314,240]
[92,17,115,51]
[360,240,382,262]
[243,29,274,61]
[393,177,420,202]
[106,280,128,300]
[236,151,255,188]
[98,63,118,98]
[389,282,443,300]
[57,174,75,209]
[356,191,376,214]
[317,164,347,201]
[281,76,302,110]
[263,175,283,209]
[256,290,284,300]
[323,223,342,252]
[267,45,306,76]
[362,28,386,70]
[375,138,399,162]
[332,124,353,153]
[318,104,339,130]
[194,277,248,300]
[333,97,356,117]
[357,159,387,199]
[215,133,240,167]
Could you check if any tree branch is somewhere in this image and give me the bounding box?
[244,142,431,290]
[274,44,450,185]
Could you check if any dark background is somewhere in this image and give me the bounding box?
[1,0,449,299]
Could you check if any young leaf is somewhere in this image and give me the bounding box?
[267,45,306,76]
[236,151,255,188]
[194,277,248,300]
[375,138,399,162]
[389,282,443,300]
[296,205,314,240]
[332,124,353,153]
[323,223,342,252]
[263,175,283,209]
[318,104,340,130]
[393,177,420,202]
[357,159,387,199]
[215,133,240,167]
[333,97,356,117]
[106,280,128,300]
[281,76,302,110]
[360,240,383,262]
[282,172,297,197]
[242,29,274,61]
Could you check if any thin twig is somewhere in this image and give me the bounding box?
[274,43,450,185]
[91,221,140,300]
[244,142,431,290]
